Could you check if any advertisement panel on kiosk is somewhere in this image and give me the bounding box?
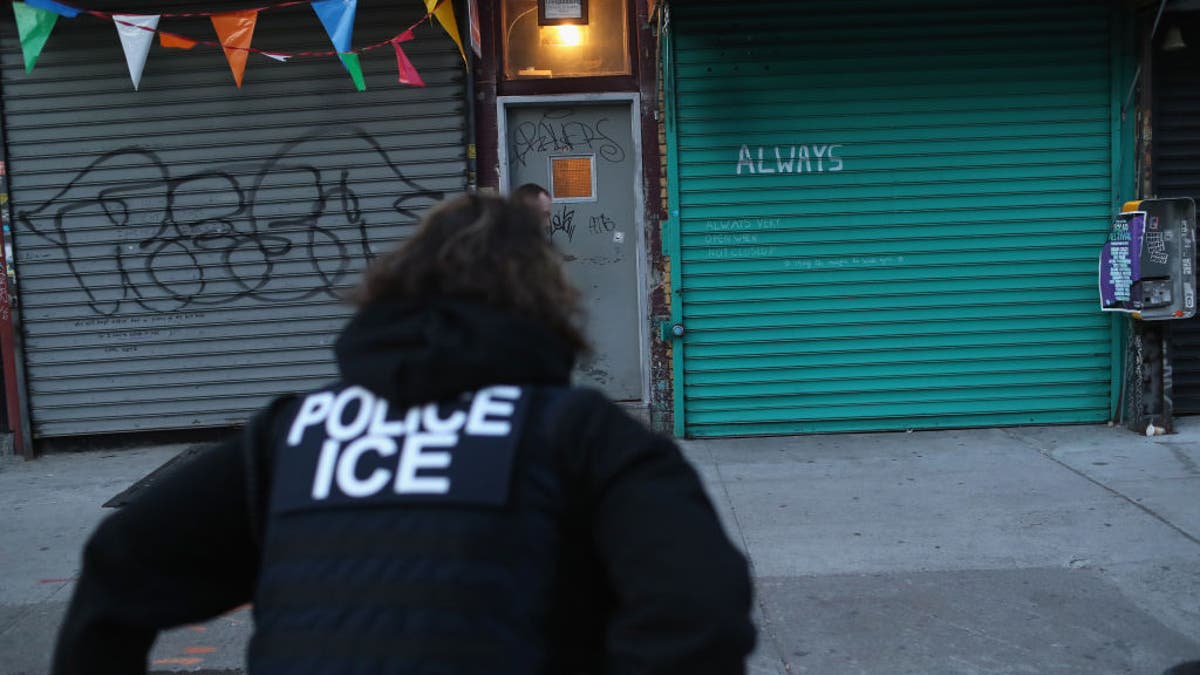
[1100,198,1196,321]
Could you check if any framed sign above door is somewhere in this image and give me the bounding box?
[539,0,588,25]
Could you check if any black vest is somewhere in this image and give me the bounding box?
[248,383,582,674]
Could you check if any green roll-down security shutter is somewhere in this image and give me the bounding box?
[669,0,1122,436]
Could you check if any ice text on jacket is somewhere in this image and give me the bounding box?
[271,385,527,514]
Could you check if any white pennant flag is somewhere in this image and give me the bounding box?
[113,14,160,90]
[262,52,292,62]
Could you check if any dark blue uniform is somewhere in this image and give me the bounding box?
[53,300,756,674]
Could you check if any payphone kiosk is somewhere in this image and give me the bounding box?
[1100,198,1196,320]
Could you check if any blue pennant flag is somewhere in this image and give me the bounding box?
[311,0,356,53]
[23,0,80,18]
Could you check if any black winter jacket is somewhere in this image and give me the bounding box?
[52,299,756,674]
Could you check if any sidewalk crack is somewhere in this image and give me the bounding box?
[1001,428,1200,548]
[704,444,791,674]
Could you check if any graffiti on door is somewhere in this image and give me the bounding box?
[509,109,627,168]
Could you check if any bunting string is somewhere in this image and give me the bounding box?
[126,0,312,18]
[20,0,451,59]
[12,0,463,89]
[92,0,449,59]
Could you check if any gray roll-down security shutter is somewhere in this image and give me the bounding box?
[0,1,465,437]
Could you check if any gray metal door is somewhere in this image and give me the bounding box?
[506,103,642,400]
[0,2,465,437]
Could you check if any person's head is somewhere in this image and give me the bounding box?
[513,183,552,228]
[350,193,587,353]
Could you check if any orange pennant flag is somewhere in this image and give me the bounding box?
[159,32,197,49]
[211,10,257,88]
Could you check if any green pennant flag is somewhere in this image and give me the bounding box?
[339,52,366,92]
[12,2,58,73]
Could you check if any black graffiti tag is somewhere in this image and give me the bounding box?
[16,127,443,316]
[510,109,626,167]
[589,213,616,235]
[548,205,576,243]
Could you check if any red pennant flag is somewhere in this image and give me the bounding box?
[159,32,197,49]
[211,10,257,88]
[392,30,425,87]
[467,0,481,58]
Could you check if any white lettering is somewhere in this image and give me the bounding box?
[336,435,396,498]
[311,439,341,499]
[756,147,775,174]
[288,392,334,446]
[829,144,844,172]
[396,432,455,494]
[421,403,467,434]
[466,386,520,436]
[326,386,375,441]
[368,398,408,437]
[812,145,828,172]
[775,146,796,173]
[733,144,845,175]
[736,144,755,175]
[304,386,527,501]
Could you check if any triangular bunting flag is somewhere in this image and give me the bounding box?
[23,0,79,19]
[113,14,160,90]
[392,33,425,87]
[424,0,465,64]
[339,52,366,92]
[311,0,356,54]
[211,10,258,88]
[159,32,197,49]
[12,2,58,73]
[262,52,292,62]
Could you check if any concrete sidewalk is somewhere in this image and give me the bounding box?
[681,421,1200,674]
[0,443,250,674]
[2,421,1198,674]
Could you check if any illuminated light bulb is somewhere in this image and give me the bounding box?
[553,24,583,47]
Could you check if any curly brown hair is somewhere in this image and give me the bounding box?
[349,193,588,353]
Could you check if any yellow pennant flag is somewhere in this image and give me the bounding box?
[424,0,465,64]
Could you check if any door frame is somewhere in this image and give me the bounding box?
[496,93,650,405]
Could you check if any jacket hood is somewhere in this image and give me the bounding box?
[334,299,575,406]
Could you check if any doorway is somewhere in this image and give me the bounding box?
[499,97,646,402]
